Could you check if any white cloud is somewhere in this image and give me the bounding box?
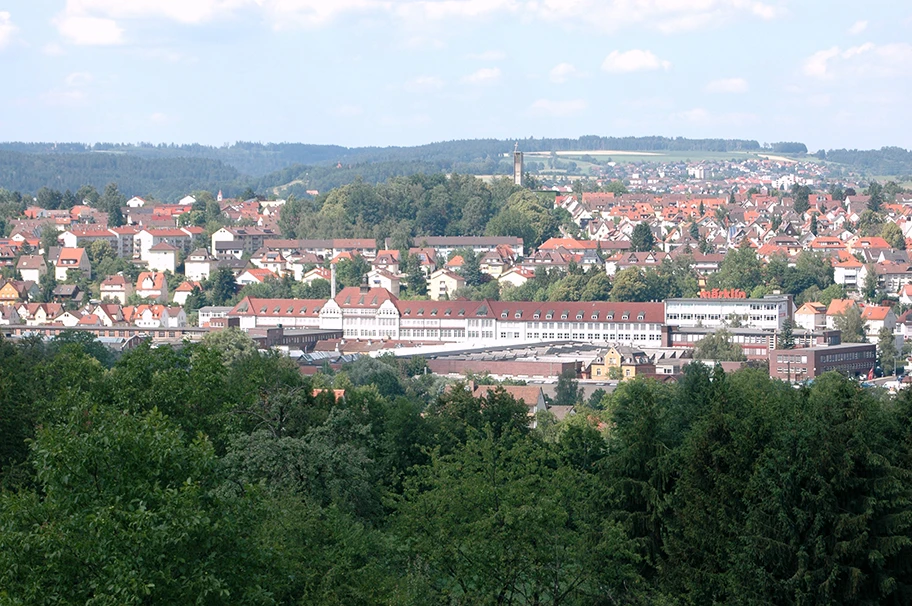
[602,49,670,73]
[674,107,757,126]
[549,62,582,83]
[803,42,912,79]
[0,11,17,49]
[65,72,94,87]
[528,98,588,117]
[531,0,784,33]
[55,15,124,45]
[461,67,501,84]
[41,72,94,107]
[705,77,748,93]
[41,89,89,106]
[61,0,251,25]
[848,20,868,35]
[468,49,506,61]
[43,43,66,56]
[331,104,364,117]
[405,75,445,92]
[51,0,786,35]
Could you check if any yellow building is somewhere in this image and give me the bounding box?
[589,345,654,381]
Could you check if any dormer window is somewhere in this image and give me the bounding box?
[591,313,599,319]
[431,309,438,316]
[501,311,508,318]
[514,311,522,319]
[622,313,629,320]
[637,313,645,321]
[533,312,540,319]
[561,312,569,320]
[576,313,583,320]
[607,313,614,320]
[545,312,553,320]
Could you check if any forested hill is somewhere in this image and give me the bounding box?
[2,137,911,201]
[0,137,766,177]
[0,150,242,201]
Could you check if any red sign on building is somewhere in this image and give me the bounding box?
[698,288,747,299]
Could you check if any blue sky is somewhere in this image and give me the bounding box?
[0,1,910,150]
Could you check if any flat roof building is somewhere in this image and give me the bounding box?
[666,295,792,331]
[769,342,876,383]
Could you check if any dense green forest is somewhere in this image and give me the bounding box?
[822,147,912,177]
[276,173,570,248]
[0,150,242,202]
[1,332,911,604]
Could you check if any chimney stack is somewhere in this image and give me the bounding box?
[330,263,337,299]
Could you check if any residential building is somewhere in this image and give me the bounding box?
[0,280,37,306]
[16,255,46,283]
[861,305,897,343]
[100,275,131,304]
[134,228,196,260]
[173,281,201,306]
[825,299,858,329]
[367,269,400,297]
[399,236,524,259]
[184,248,216,281]
[59,225,119,255]
[210,227,278,258]
[146,242,178,273]
[135,272,168,302]
[428,268,465,300]
[51,247,91,281]
[794,301,827,331]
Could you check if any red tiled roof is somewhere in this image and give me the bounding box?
[229,297,324,317]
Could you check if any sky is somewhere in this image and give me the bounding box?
[0,1,911,150]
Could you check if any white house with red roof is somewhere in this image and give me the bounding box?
[135,272,168,302]
[184,248,216,281]
[367,269,400,297]
[146,242,178,273]
[861,305,897,343]
[302,266,332,285]
[825,299,858,329]
[173,281,201,306]
[16,255,46,283]
[52,247,91,281]
[59,225,119,254]
[100,274,132,304]
[134,227,197,260]
[498,267,535,288]
[236,268,277,286]
[428,268,466,301]
[833,256,865,290]
[794,301,827,331]
[900,284,912,306]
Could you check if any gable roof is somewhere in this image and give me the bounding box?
[826,299,856,316]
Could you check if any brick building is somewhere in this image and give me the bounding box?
[769,342,876,383]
